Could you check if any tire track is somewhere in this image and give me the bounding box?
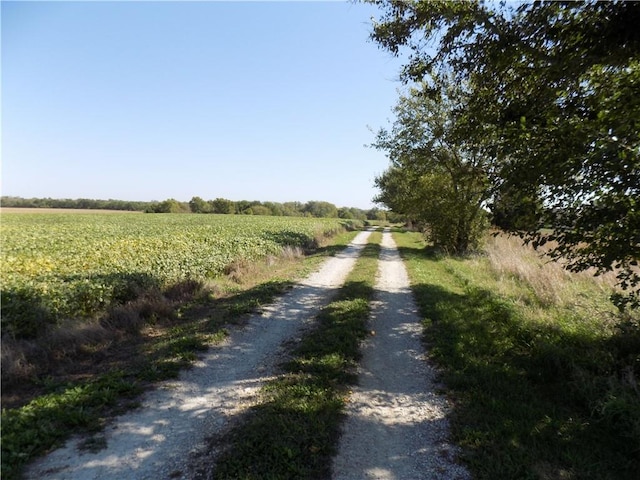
[332,229,470,480]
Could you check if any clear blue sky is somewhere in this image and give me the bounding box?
[2,0,405,209]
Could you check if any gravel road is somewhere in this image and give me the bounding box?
[25,228,469,479]
[331,230,470,480]
[25,230,373,480]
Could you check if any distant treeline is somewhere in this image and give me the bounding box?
[1,196,154,212]
[1,196,394,221]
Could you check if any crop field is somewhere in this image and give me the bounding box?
[1,212,347,339]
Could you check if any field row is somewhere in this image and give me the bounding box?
[1,212,350,338]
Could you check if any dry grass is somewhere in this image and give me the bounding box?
[279,245,305,261]
[223,245,305,284]
[0,278,208,392]
[0,319,114,390]
[102,291,176,332]
[1,341,39,382]
[483,233,619,309]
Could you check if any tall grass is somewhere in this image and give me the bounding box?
[484,233,620,309]
[395,230,640,479]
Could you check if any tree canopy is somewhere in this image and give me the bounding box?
[368,0,640,307]
[373,81,489,253]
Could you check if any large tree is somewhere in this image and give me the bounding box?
[373,81,490,253]
[368,0,640,307]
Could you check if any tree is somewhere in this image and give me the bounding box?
[338,207,353,219]
[282,202,305,216]
[372,82,490,253]
[367,0,640,306]
[152,198,189,213]
[263,202,284,216]
[489,185,542,232]
[210,198,235,214]
[365,208,387,222]
[338,207,367,221]
[304,201,339,218]
[250,205,273,216]
[189,196,210,213]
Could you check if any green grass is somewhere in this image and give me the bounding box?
[211,231,382,479]
[394,230,640,480]
[0,230,360,480]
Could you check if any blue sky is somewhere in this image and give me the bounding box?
[2,0,406,209]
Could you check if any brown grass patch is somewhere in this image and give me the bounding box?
[0,319,121,409]
[0,281,205,407]
[224,245,305,285]
[1,318,114,383]
[280,245,305,261]
[484,233,619,307]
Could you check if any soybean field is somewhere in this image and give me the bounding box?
[1,211,347,339]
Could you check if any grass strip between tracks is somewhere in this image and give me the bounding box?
[211,231,382,479]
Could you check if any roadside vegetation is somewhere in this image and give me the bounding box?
[0,212,360,480]
[395,229,640,479]
[211,231,381,479]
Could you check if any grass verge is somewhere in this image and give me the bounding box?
[0,230,359,480]
[210,231,382,479]
[394,230,640,480]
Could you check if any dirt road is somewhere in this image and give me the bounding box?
[332,230,470,479]
[25,229,468,479]
[25,231,373,479]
